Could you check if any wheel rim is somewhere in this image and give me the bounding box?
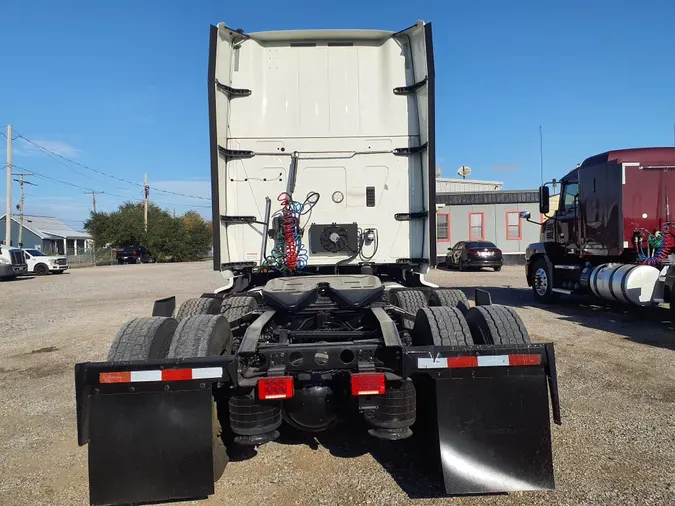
[534,267,548,296]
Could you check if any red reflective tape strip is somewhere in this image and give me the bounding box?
[162,369,193,381]
[509,354,542,366]
[446,356,479,368]
[417,354,542,369]
[99,371,131,384]
[98,367,223,384]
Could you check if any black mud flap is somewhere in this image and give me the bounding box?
[434,373,553,494]
[87,387,215,505]
[76,357,236,505]
[407,345,558,496]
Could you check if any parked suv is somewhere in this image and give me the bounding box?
[115,246,155,264]
[0,246,27,280]
[23,248,68,275]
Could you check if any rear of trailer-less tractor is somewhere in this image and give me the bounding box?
[74,20,562,506]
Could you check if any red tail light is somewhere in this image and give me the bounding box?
[467,249,478,254]
[351,373,386,396]
[258,376,294,400]
[495,249,502,255]
[133,250,137,256]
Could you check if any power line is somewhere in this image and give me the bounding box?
[16,136,134,192]
[0,131,19,140]
[13,131,212,201]
[12,163,212,211]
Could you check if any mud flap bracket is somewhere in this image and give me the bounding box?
[87,388,214,506]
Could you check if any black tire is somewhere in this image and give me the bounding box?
[35,263,49,276]
[412,306,473,346]
[494,266,502,272]
[390,289,428,329]
[107,317,178,361]
[0,275,17,281]
[464,305,531,345]
[220,295,258,322]
[52,270,64,274]
[175,297,222,321]
[168,315,233,482]
[168,315,233,357]
[117,259,124,265]
[428,288,471,314]
[531,258,559,304]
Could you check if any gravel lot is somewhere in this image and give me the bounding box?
[0,263,673,506]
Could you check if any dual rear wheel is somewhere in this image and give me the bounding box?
[107,313,233,483]
[391,288,531,346]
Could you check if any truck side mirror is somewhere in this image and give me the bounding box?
[519,211,531,220]
[538,185,550,214]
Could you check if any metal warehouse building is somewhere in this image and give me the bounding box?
[434,189,541,265]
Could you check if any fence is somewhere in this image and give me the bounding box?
[65,248,118,268]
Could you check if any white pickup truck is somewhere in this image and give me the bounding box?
[22,248,69,275]
[0,246,27,280]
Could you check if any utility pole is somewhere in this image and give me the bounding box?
[5,125,12,245]
[13,172,36,248]
[84,190,104,213]
[143,173,149,233]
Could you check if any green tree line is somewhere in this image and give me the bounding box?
[84,202,212,262]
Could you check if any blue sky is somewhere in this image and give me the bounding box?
[1,0,674,228]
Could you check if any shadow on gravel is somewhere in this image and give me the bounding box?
[269,421,446,499]
[453,285,675,351]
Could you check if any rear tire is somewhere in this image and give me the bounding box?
[465,305,531,345]
[412,306,473,346]
[390,289,428,329]
[175,297,222,321]
[107,317,178,361]
[428,288,471,314]
[220,295,258,322]
[53,270,64,274]
[494,266,502,272]
[168,315,233,482]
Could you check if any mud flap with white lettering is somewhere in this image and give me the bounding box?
[407,344,559,495]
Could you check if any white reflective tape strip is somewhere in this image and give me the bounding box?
[417,357,448,369]
[477,355,509,367]
[191,367,223,379]
[130,370,162,382]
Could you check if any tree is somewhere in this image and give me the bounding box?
[84,202,212,262]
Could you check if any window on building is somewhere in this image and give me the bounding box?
[469,212,484,241]
[437,212,450,241]
[506,211,522,240]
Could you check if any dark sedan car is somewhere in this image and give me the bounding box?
[445,241,503,271]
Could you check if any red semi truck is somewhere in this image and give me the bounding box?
[524,147,675,314]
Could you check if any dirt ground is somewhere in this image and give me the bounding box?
[0,263,673,506]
